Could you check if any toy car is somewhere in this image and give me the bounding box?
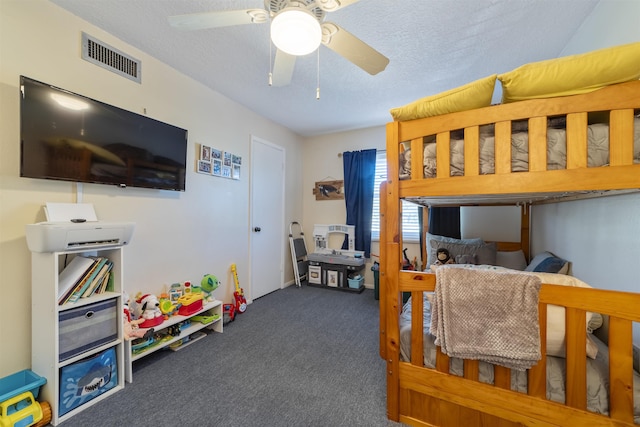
[0,391,43,427]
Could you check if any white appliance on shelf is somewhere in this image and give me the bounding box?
[25,202,135,252]
[26,221,135,253]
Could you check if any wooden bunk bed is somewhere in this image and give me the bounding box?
[381,79,640,427]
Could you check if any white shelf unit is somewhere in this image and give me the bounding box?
[31,246,125,426]
[124,299,222,383]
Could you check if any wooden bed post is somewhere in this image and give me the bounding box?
[384,122,402,421]
[379,181,387,360]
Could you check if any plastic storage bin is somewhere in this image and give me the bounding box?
[347,275,363,289]
[0,370,46,403]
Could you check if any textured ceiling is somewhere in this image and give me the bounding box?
[49,0,600,136]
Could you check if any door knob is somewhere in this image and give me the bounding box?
[254,227,261,232]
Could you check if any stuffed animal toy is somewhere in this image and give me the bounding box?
[136,294,162,320]
[134,293,164,328]
[123,311,154,340]
[200,274,219,302]
[123,294,154,340]
[434,248,455,265]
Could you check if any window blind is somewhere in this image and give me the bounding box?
[371,151,420,242]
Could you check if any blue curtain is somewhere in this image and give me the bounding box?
[428,207,461,238]
[342,149,377,258]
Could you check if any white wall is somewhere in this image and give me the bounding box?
[0,0,304,377]
[532,0,640,344]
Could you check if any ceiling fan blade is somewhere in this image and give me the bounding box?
[317,0,360,12]
[321,23,389,75]
[271,49,297,87]
[168,9,268,31]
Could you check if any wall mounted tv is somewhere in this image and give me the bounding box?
[20,76,188,191]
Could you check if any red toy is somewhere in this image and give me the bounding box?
[231,263,247,314]
[223,303,236,324]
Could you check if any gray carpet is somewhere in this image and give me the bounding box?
[58,285,406,427]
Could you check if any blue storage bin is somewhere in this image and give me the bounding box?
[347,275,363,289]
[0,369,46,403]
[59,347,118,416]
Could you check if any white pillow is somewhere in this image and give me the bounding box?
[531,272,597,359]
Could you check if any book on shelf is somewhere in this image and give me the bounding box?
[105,272,115,292]
[81,260,113,298]
[63,257,108,304]
[57,256,95,304]
[93,270,111,294]
[95,271,111,295]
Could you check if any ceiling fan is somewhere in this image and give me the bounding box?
[168,0,389,87]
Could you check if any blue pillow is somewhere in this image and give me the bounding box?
[525,251,569,274]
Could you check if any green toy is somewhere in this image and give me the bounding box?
[200,274,219,301]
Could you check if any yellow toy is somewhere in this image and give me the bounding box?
[0,391,44,427]
[159,298,181,319]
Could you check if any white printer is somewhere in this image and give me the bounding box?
[26,221,135,253]
[25,202,135,253]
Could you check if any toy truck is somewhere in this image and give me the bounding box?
[0,391,47,427]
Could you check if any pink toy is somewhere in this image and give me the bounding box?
[123,294,154,340]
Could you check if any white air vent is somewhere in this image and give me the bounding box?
[81,32,141,83]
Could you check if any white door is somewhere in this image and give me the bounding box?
[250,136,285,300]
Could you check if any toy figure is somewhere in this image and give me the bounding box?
[434,248,455,265]
[134,293,164,328]
[135,294,162,320]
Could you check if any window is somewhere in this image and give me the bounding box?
[371,151,421,242]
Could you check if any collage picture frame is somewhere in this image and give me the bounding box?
[197,144,241,180]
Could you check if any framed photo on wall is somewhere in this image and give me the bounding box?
[200,145,211,162]
[313,180,344,201]
[200,147,240,180]
[223,151,232,167]
[212,159,222,176]
[197,160,211,174]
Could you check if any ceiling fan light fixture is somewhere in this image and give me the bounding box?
[270,8,322,56]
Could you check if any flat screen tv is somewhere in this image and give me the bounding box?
[20,76,188,191]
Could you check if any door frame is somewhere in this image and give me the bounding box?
[249,135,285,301]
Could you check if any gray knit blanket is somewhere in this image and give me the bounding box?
[429,265,542,370]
